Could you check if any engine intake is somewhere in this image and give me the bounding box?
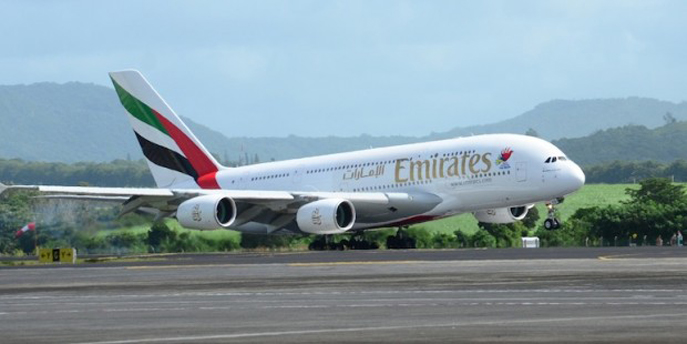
[296,199,356,234]
[473,206,529,224]
[177,195,237,230]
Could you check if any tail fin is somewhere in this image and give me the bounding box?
[109,70,224,189]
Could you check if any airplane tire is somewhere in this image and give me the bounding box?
[544,218,555,230]
[387,236,399,249]
[309,241,323,251]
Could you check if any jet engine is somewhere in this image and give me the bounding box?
[296,199,356,234]
[176,195,237,230]
[473,206,529,224]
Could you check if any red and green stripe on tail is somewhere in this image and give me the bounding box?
[111,75,221,189]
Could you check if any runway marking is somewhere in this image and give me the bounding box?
[71,312,687,344]
[287,260,421,267]
[125,263,257,270]
[0,288,684,302]
[5,301,687,317]
[124,260,424,269]
[598,254,635,261]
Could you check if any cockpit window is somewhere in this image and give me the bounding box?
[545,156,569,163]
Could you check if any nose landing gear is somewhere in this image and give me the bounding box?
[544,197,564,230]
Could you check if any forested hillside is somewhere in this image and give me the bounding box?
[554,121,687,165]
[436,97,687,141]
[0,82,141,162]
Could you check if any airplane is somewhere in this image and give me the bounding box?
[0,70,585,237]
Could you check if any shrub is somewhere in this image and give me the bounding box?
[471,229,496,248]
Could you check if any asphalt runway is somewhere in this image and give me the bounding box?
[2,248,687,343]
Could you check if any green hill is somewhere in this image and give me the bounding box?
[554,122,687,166]
[435,97,687,141]
[0,82,141,162]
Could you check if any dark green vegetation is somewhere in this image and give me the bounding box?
[556,121,687,165]
[585,160,687,183]
[2,82,687,163]
[535,178,687,247]
[1,179,683,255]
[0,158,153,187]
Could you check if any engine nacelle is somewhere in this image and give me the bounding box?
[296,199,356,235]
[473,206,529,224]
[177,195,237,230]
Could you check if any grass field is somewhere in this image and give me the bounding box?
[413,184,638,235]
[96,220,241,241]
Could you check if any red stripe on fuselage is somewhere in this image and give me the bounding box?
[386,215,438,227]
[153,110,221,189]
[197,171,220,189]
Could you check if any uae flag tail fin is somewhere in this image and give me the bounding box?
[108,70,225,190]
[15,222,35,239]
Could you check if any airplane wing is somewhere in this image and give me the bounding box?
[0,182,442,233]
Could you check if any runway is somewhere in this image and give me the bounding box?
[2,248,687,343]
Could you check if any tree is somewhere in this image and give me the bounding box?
[471,229,496,248]
[663,112,677,125]
[525,128,539,137]
[521,207,540,229]
[559,179,687,247]
[147,221,176,252]
[624,178,685,205]
[478,222,525,248]
[0,190,36,254]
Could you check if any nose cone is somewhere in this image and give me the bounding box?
[565,163,586,193]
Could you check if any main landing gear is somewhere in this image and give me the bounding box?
[544,197,565,230]
[386,226,416,249]
[308,232,380,251]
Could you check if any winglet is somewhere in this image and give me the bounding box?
[0,182,8,197]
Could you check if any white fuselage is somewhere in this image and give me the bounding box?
[176,134,584,233]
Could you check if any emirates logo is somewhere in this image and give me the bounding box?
[311,208,322,226]
[192,204,202,222]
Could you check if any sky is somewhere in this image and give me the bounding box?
[2,0,687,138]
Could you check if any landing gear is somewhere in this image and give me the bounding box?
[544,197,564,230]
[544,218,560,230]
[309,235,343,251]
[386,227,416,249]
[309,232,380,251]
[342,232,379,250]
